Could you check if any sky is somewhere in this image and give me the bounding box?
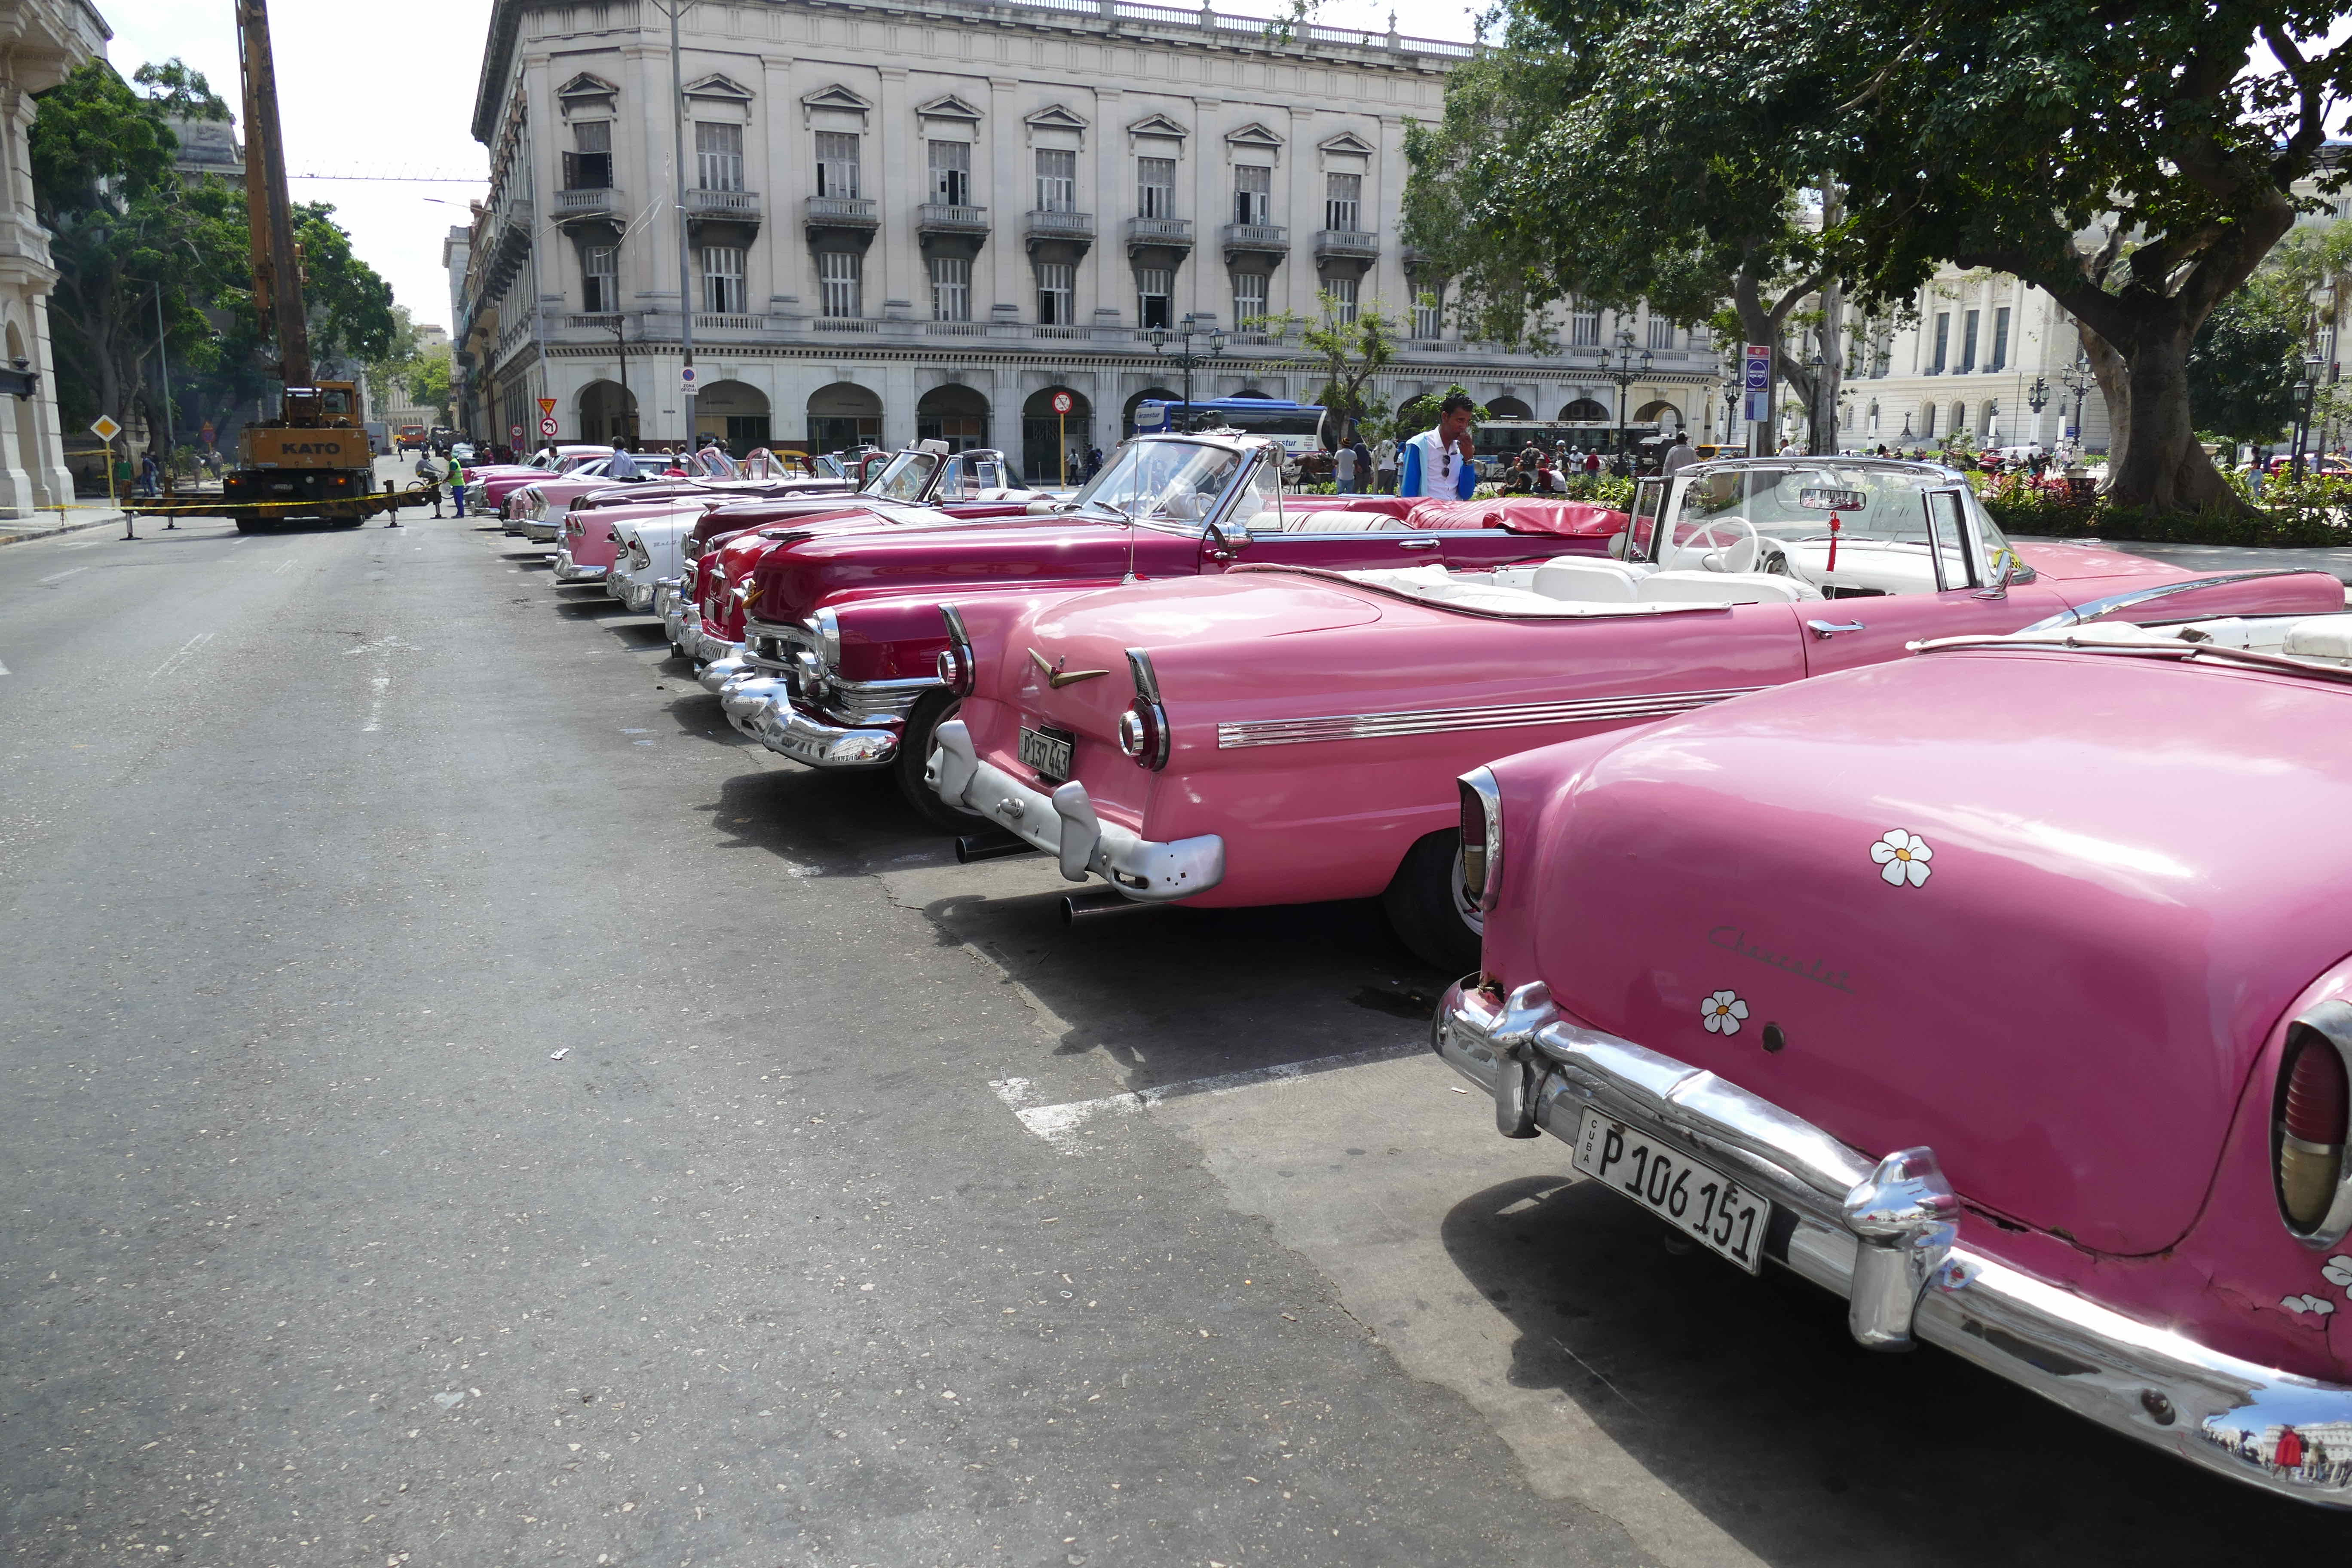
[99,3,2341,333]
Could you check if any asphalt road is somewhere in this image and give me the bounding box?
[5,481,2351,1566]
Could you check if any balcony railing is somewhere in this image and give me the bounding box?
[566,313,623,331]
[803,196,880,230]
[694,314,763,331]
[686,188,763,223]
[1314,227,1379,261]
[916,203,990,235]
[812,316,885,333]
[1023,208,1096,245]
[925,320,990,336]
[1219,222,1289,258]
[555,187,623,220]
[1124,215,1193,252]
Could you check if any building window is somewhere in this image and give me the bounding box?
[1233,271,1268,327]
[818,250,861,318]
[1868,400,1880,434]
[1323,171,1361,232]
[1647,313,1675,350]
[1413,284,1443,340]
[1326,276,1358,325]
[1137,267,1172,331]
[1234,165,1271,227]
[564,121,612,191]
[930,255,971,322]
[695,122,744,192]
[1959,309,1980,374]
[583,245,617,313]
[1035,149,1077,213]
[700,246,746,315]
[1569,304,1600,347]
[1989,306,2011,373]
[1138,157,1176,219]
[1036,260,1075,325]
[929,141,971,207]
[1929,312,1950,374]
[815,132,860,199]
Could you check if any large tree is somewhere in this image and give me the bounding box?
[1407,0,2349,510]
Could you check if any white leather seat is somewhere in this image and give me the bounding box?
[1636,570,1818,605]
[1531,559,1648,603]
[2285,615,2352,664]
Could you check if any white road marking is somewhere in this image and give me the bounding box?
[272,557,297,575]
[56,539,98,551]
[990,1041,1427,1153]
[349,637,416,732]
[150,631,214,678]
[0,655,9,675]
[362,673,392,732]
[37,567,86,587]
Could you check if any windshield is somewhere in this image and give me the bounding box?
[1648,462,2013,567]
[1072,439,1246,527]
[861,450,941,503]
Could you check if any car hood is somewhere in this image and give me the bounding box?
[753,515,1146,627]
[1519,648,2352,1256]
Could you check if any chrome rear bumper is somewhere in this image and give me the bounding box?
[720,676,897,769]
[521,516,563,543]
[1436,978,2352,1508]
[927,720,1222,900]
[612,568,657,612]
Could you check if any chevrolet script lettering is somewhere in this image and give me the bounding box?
[1707,925,1858,994]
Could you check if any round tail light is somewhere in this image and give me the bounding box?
[937,645,973,695]
[2278,1030,2349,1231]
[1118,701,1166,768]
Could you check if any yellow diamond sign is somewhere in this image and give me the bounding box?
[89,415,121,443]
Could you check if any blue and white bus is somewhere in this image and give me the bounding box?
[1131,397,1328,457]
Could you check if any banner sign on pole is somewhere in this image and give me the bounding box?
[1742,345,1771,424]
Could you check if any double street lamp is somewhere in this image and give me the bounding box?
[1589,328,1653,454]
[2059,354,2092,447]
[1147,313,1227,429]
[2026,375,2050,449]
[2294,353,2328,481]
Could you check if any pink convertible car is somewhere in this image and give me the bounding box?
[1436,601,2352,1504]
[929,456,2345,964]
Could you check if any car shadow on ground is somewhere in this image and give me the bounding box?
[1439,1174,2349,1565]
[552,590,634,619]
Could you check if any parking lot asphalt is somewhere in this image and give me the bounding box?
[5,504,2352,1566]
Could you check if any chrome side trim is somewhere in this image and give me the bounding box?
[1434,979,2352,1507]
[1216,685,1768,749]
[2017,570,2319,632]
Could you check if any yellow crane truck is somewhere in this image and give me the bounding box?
[219,0,412,532]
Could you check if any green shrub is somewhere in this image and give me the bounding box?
[1978,470,2352,546]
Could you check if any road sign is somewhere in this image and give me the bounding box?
[680,365,699,394]
[89,414,121,443]
[1050,391,1074,415]
[510,423,524,441]
[539,418,559,438]
[1743,344,1772,424]
[537,397,557,418]
[199,421,216,444]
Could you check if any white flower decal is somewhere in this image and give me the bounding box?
[2324,1256,2352,1294]
[1700,990,1749,1036]
[2284,1293,2338,1316]
[1871,829,1934,888]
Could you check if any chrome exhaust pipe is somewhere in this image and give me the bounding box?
[955,833,1040,864]
[1060,888,1140,923]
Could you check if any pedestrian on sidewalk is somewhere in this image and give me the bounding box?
[1331,440,1358,494]
[1373,435,1397,493]
[449,456,469,518]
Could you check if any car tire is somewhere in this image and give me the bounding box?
[896,689,986,833]
[1382,828,1482,974]
[233,518,263,535]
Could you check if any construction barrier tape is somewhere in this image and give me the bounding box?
[123,483,443,517]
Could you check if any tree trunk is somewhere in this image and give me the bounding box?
[2098,319,2242,513]
[1809,279,1845,455]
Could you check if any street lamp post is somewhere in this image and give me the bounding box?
[2059,354,2092,451]
[1146,313,1227,430]
[1589,328,1653,457]
[1720,378,1737,447]
[2026,375,2049,451]
[2294,353,2326,482]
[1805,342,1826,455]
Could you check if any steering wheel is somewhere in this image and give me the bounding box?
[1672,517,1761,574]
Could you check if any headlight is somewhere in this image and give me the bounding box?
[1458,767,1503,911]
[814,607,841,671]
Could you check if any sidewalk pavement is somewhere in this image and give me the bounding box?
[0,502,130,548]
[2016,535,2352,585]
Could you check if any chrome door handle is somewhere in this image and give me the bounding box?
[1807,619,1868,638]
[1398,537,1442,550]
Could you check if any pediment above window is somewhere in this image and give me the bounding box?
[801,83,875,114]
[1024,103,1090,132]
[685,74,754,102]
[1225,121,1285,150]
[1127,113,1188,141]
[917,93,984,122]
[1317,129,1376,156]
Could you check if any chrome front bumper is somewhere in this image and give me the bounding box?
[551,548,607,584]
[612,568,657,612]
[718,675,897,769]
[521,515,563,543]
[1436,978,2352,1508]
[926,720,1223,900]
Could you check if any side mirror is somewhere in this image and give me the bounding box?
[1973,548,2015,600]
[1204,521,1239,562]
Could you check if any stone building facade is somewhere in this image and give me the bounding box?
[454,0,1722,475]
[3,0,108,512]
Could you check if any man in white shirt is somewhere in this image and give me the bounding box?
[1332,441,1358,493]
[1373,437,1398,493]
[1398,394,1479,500]
[1661,432,1697,476]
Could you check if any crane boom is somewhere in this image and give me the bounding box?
[235,0,310,385]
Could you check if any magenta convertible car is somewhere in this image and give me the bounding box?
[1434,602,2352,1504]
